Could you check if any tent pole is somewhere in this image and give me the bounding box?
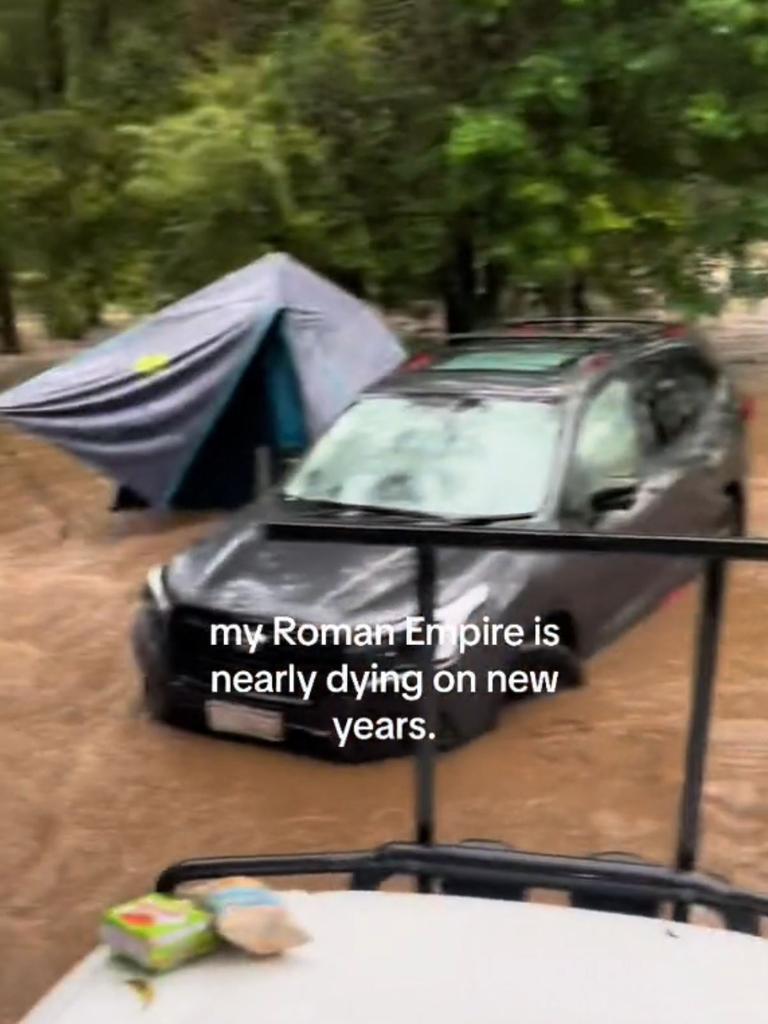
[255,446,271,493]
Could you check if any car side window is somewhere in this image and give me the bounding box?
[567,379,641,507]
[673,351,717,427]
[636,351,716,452]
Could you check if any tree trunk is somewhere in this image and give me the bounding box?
[443,230,477,338]
[91,0,112,50]
[0,261,21,354]
[539,281,568,317]
[476,260,505,326]
[571,274,590,319]
[43,0,66,98]
[334,268,367,298]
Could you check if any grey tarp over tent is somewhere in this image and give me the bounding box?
[0,253,405,509]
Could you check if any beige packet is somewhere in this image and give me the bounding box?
[182,877,310,957]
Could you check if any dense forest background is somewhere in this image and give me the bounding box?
[2,0,768,350]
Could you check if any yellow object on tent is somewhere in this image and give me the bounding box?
[135,354,171,376]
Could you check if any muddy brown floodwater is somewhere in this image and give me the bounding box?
[2,379,768,1023]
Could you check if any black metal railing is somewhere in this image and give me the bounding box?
[157,521,768,933]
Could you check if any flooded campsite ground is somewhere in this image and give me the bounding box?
[3,344,768,1022]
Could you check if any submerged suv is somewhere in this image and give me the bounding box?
[134,319,749,758]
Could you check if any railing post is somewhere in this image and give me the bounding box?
[415,544,437,864]
[673,557,727,919]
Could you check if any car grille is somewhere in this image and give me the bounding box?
[168,606,398,706]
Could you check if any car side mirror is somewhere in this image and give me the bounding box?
[590,480,639,515]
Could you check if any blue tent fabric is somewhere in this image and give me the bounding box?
[0,253,405,508]
[263,322,310,454]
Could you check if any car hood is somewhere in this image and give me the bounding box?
[21,891,768,1024]
[165,509,504,622]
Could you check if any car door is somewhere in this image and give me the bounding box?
[633,347,732,538]
[554,374,680,653]
[666,347,740,535]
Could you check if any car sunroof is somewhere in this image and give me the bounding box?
[437,348,583,373]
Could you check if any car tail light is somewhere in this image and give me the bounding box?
[404,353,435,371]
[740,395,756,422]
[663,323,687,339]
[663,583,694,608]
[582,353,613,373]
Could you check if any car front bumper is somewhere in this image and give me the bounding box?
[132,603,420,756]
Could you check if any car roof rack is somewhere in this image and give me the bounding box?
[506,317,688,341]
[505,316,667,329]
[446,331,613,343]
[443,333,650,353]
[445,319,678,346]
[158,519,768,934]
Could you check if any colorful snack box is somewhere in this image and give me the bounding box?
[101,893,219,972]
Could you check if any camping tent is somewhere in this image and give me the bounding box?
[0,253,405,509]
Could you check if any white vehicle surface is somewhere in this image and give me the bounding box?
[21,889,768,1024]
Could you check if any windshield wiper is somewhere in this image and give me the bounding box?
[282,496,450,523]
[281,496,534,527]
[329,503,458,523]
[445,513,535,527]
[281,496,356,515]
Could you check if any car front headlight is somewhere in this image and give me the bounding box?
[144,565,171,614]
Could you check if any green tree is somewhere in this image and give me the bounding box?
[5,0,768,341]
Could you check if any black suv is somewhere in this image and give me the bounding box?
[134,318,749,758]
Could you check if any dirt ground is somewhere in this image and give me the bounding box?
[3,338,768,1022]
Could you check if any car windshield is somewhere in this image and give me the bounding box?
[283,394,563,519]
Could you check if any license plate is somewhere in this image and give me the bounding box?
[205,702,284,742]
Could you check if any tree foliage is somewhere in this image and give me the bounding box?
[2,0,768,345]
